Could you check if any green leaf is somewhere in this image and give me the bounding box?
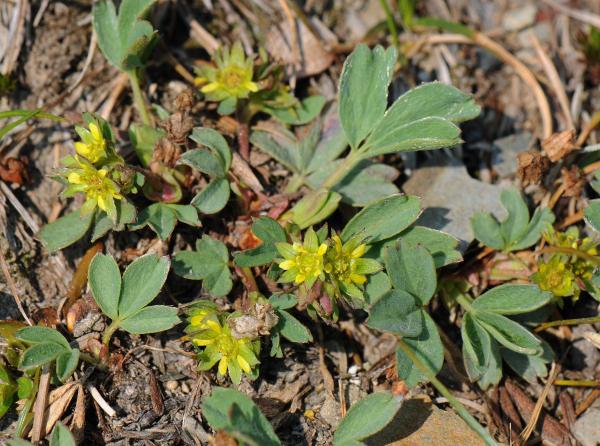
[471,212,504,250]
[119,305,180,334]
[93,0,158,71]
[339,44,397,150]
[178,148,225,177]
[499,188,529,247]
[15,327,70,349]
[118,254,170,318]
[169,204,201,227]
[367,290,422,337]
[363,271,391,304]
[363,82,480,155]
[398,226,462,267]
[510,207,554,251]
[90,199,137,242]
[6,439,32,446]
[128,123,165,167]
[38,210,94,252]
[89,253,121,319]
[333,392,402,446]
[363,116,462,156]
[130,202,177,240]
[308,160,399,206]
[55,349,80,382]
[471,284,551,315]
[461,312,492,372]
[501,340,552,383]
[192,177,231,214]
[265,95,326,126]
[234,217,287,267]
[383,240,436,305]
[202,388,281,446]
[473,311,542,355]
[289,189,341,229]
[173,236,232,297]
[49,422,76,446]
[17,377,33,399]
[250,126,301,174]
[275,310,312,343]
[463,338,502,389]
[341,195,421,243]
[585,199,600,233]
[268,293,297,310]
[20,343,67,370]
[395,311,444,387]
[189,127,232,171]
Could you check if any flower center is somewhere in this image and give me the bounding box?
[221,67,245,89]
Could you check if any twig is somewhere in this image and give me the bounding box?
[1,180,40,232]
[520,362,560,443]
[576,389,600,416]
[530,33,574,130]
[417,32,553,138]
[535,315,600,333]
[0,243,33,325]
[87,385,116,417]
[68,29,97,94]
[560,210,583,229]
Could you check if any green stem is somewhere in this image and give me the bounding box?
[127,69,152,126]
[284,174,306,194]
[456,294,474,312]
[540,246,600,266]
[396,338,498,446]
[535,315,600,333]
[322,150,363,190]
[102,320,120,346]
[379,0,399,48]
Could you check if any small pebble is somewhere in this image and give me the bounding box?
[165,380,179,391]
[180,381,191,394]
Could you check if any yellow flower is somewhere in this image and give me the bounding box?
[74,122,107,164]
[324,234,382,299]
[187,307,259,385]
[64,158,122,218]
[277,227,328,288]
[195,42,258,103]
[533,256,578,298]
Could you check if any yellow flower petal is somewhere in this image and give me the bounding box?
[192,338,214,347]
[237,355,251,373]
[317,244,328,256]
[294,273,306,284]
[279,260,296,270]
[350,274,367,285]
[67,172,82,184]
[218,357,228,375]
[201,82,219,93]
[351,244,366,259]
[89,123,102,140]
[206,319,222,332]
[97,195,107,211]
[245,81,259,92]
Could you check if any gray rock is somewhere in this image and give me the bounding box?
[569,324,600,376]
[574,407,600,446]
[403,156,504,251]
[502,4,537,32]
[492,132,534,177]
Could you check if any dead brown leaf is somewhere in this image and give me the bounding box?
[542,129,577,162]
[560,166,584,198]
[517,150,550,185]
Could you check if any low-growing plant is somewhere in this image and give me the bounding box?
[7,422,76,446]
[88,253,180,346]
[195,42,324,125]
[252,44,481,227]
[201,387,282,446]
[533,226,600,301]
[472,187,555,252]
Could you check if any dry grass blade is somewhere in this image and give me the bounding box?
[418,32,553,139]
[87,384,116,417]
[520,362,559,443]
[530,33,574,130]
[0,239,33,325]
[70,384,86,443]
[31,366,51,443]
[44,383,78,436]
[542,0,600,29]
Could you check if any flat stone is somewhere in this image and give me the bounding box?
[403,156,504,251]
[492,132,534,177]
[365,398,485,446]
[574,407,600,446]
[502,4,537,32]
